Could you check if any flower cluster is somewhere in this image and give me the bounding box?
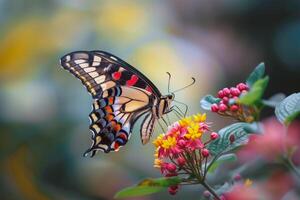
[210,82,256,122]
[153,113,218,195]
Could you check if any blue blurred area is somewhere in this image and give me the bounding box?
[0,1,299,199]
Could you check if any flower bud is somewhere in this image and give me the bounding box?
[222,96,229,104]
[230,104,239,112]
[177,139,186,148]
[168,185,178,195]
[211,104,219,112]
[165,172,178,177]
[217,90,225,98]
[177,157,186,166]
[233,173,242,181]
[201,148,210,157]
[210,132,219,140]
[219,103,228,112]
[229,134,235,143]
[166,163,177,173]
[203,190,211,198]
[222,87,231,96]
[236,83,249,91]
[230,87,241,97]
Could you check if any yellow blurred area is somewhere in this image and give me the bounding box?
[94,1,149,43]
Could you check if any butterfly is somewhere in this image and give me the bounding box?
[60,50,184,157]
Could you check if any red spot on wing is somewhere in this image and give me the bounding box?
[114,142,120,150]
[112,71,122,80]
[145,86,152,93]
[118,133,127,140]
[126,75,138,86]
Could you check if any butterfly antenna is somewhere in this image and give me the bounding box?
[172,77,196,93]
[166,72,171,93]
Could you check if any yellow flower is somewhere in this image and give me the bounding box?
[161,136,177,149]
[154,158,163,168]
[193,113,206,123]
[185,122,202,140]
[179,116,192,127]
[153,134,164,148]
[244,179,253,187]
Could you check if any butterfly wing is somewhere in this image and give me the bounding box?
[140,112,156,145]
[60,51,161,155]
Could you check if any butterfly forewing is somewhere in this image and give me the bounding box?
[60,51,164,156]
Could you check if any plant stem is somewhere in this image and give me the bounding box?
[201,181,220,200]
[283,157,300,179]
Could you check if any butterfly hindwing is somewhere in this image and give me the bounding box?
[84,86,153,156]
[140,112,156,145]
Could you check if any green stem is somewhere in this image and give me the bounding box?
[201,181,220,200]
[282,157,300,179]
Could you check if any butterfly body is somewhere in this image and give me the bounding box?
[60,51,174,156]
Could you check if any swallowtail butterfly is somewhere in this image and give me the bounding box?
[60,51,176,156]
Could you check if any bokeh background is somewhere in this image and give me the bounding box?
[1,0,300,199]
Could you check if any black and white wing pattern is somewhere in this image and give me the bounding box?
[60,51,162,156]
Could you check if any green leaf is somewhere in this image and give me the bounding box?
[275,93,300,125]
[200,95,221,110]
[239,76,269,106]
[246,62,265,87]
[208,153,237,173]
[138,177,182,187]
[207,122,260,156]
[262,93,286,108]
[114,186,164,199]
[114,177,182,199]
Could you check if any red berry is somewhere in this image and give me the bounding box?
[168,185,178,195]
[230,104,239,112]
[177,157,186,166]
[202,149,210,157]
[210,132,219,140]
[222,96,229,104]
[211,104,219,112]
[223,88,231,96]
[166,163,177,173]
[237,83,249,91]
[219,103,228,112]
[230,87,241,97]
[218,90,225,98]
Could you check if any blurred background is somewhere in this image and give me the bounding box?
[1,0,300,199]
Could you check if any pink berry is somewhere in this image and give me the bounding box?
[211,104,219,112]
[203,190,211,198]
[177,157,186,166]
[230,87,241,97]
[233,174,242,181]
[222,96,229,104]
[218,90,225,98]
[223,87,231,96]
[237,83,249,91]
[230,104,239,112]
[166,163,177,173]
[202,149,210,157]
[210,132,219,140]
[219,103,228,112]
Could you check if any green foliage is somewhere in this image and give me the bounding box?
[114,177,182,199]
[275,93,300,125]
[208,153,237,173]
[246,62,265,87]
[200,95,221,110]
[207,122,260,156]
[239,76,269,106]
